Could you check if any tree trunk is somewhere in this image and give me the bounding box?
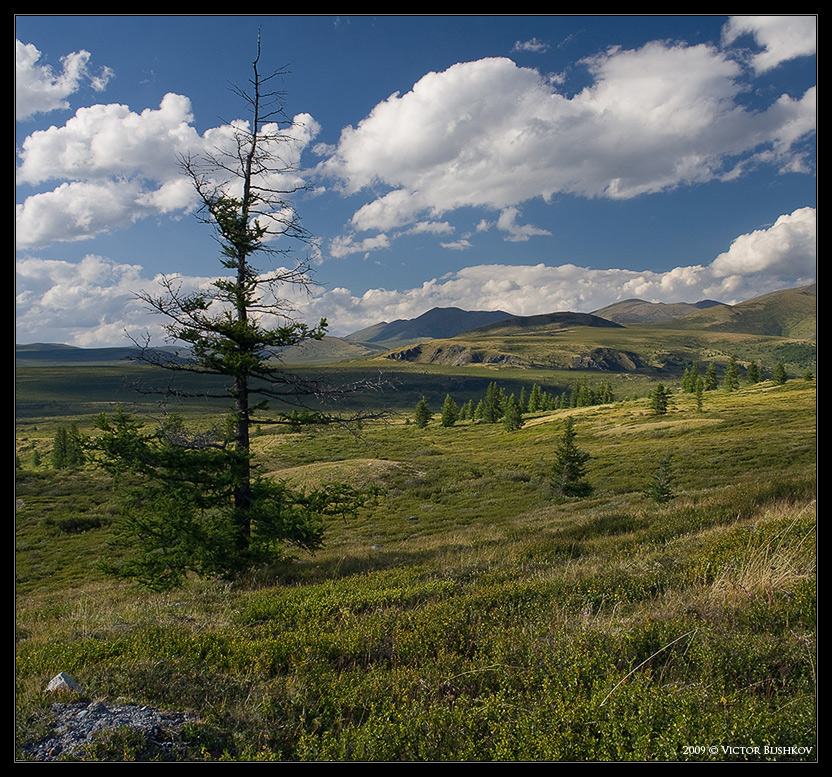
[233,374,252,541]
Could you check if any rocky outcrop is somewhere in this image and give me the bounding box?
[385,344,425,361]
[19,673,194,761]
[569,348,642,371]
[384,343,520,366]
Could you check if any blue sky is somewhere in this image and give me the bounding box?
[16,15,816,346]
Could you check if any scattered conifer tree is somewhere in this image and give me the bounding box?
[414,396,432,428]
[773,362,788,385]
[644,454,676,503]
[695,375,704,412]
[52,424,85,469]
[681,360,702,393]
[597,381,615,404]
[650,383,672,415]
[704,361,719,391]
[480,381,505,423]
[723,355,740,391]
[551,417,592,498]
[528,383,543,413]
[502,394,524,431]
[440,394,459,427]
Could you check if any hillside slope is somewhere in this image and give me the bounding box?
[592,298,727,324]
[671,284,816,339]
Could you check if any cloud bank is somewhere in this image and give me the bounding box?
[16,207,815,346]
[301,207,816,335]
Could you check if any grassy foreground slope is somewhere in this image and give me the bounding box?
[15,377,816,761]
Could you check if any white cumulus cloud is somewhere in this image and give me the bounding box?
[15,254,155,346]
[710,206,816,276]
[16,39,113,121]
[722,15,817,73]
[16,91,320,250]
[318,41,815,249]
[496,206,551,242]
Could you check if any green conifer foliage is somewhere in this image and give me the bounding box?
[704,362,719,391]
[773,362,788,385]
[502,394,524,431]
[481,382,504,424]
[723,355,740,391]
[528,383,543,413]
[551,417,592,498]
[650,384,671,415]
[645,454,675,503]
[414,396,432,428]
[441,395,459,427]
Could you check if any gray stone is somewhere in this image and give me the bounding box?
[45,672,84,694]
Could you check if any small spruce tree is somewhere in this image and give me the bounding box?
[681,360,702,393]
[694,375,704,412]
[597,381,614,404]
[51,424,85,469]
[440,394,459,427]
[773,362,787,385]
[723,355,740,391]
[502,394,524,431]
[704,361,719,391]
[551,417,592,498]
[481,381,504,423]
[51,426,68,469]
[644,454,675,503]
[414,396,432,428]
[650,383,671,415]
[527,383,543,413]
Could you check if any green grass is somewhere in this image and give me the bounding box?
[15,376,816,761]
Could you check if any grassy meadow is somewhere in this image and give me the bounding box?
[15,362,816,761]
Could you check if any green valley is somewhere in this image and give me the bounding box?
[15,285,816,762]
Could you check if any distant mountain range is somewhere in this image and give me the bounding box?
[14,342,185,364]
[373,284,815,370]
[344,306,517,348]
[16,284,815,367]
[590,285,815,338]
[590,298,727,324]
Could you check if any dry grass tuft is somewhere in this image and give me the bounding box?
[710,501,816,606]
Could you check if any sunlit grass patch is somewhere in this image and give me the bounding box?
[16,380,816,760]
[265,458,407,489]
